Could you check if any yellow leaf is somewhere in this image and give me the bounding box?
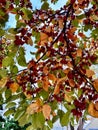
[64,93,72,102]
[0,77,8,88]
[42,104,51,119]
[24,91,32,99]
[76,49,82,57]
[9,82,19,93]
[75,10,82,14]
[86,69,95,77]
[93,79,98,92]
[88,102,98,118]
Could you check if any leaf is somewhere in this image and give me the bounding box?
[40,32,48,45]
[22,7,32,20]
[14,110,25,121]
[0,77,8,88]
[43,77,49,91]
[18,113,28,126]
[26,125,35,130]
[10,65,18,74]
[42,104,51,119]
[88,102,98,118]
[4,109,15,117]
[2,56,14,67]
[5,102,16,109]
[86,69,95,77]
[5,89,12,100]
[60,111,70,126]
[93,79,98,92]
[48,73,56,83]
[9,82,19,93]
[76,49,82,57]
[26,99,41,114]
[54,76,67,95]
[59,19,63,29]
[47,120,53,128]
[36,112,45,128]
[68,79,75,87]
[64,93,72,102]
[17,55,27,66]
[41,2,49,10]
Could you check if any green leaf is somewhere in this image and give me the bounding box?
[39,90,49,100]
[60,111,70,126]
[31,112,45,129]
[10,65,18,74]
[58,109,65,120]
[0,28,5,36]
[0,69,7,78]
[18,113,28,126]
[17,55,27,66]
[43,125,50,130]
[72,19,79,27]
[26,125,36,130]
[36,112,45,128]
[5,89,12,100]
[14,0,19,5]
[14,110,25,121]
[17,47,27,66]
[47,120,53,128]
[2,56,14,67]
[41,2,49,10]
[21,7,32,20]
[4,109,15,117]
[5,102,16,109]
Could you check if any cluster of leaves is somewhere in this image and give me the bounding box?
[0,114,28,130]
[0,0,98,129]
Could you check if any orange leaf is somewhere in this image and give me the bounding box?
[9,82,19,93]
[95,102,98,111]
[59,19,63,29]
[40,32,48,45]
[26,99,42,114]
[42,104,51,119]
[54,76,67,95]
[88,102,98,118]
[76,49,82,57]
[43,66,49,74]
[86,69,95,77]
[43,77,49,91]
[78,32,86,38]
[64,68,70,74]
[48,73,56,82]
[68,79,75,87]
[93,79,98,92]
[53,84,60,95]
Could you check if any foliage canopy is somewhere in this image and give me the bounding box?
[0,0,98,129]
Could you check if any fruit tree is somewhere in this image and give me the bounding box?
[0,0,98,129]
